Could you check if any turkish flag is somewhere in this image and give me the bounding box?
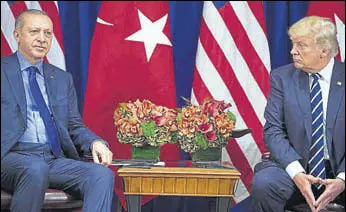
[307,1,345,62]
[83,1,180,208]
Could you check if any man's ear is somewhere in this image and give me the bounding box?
[320,47,329,59]
[13,30,20,43]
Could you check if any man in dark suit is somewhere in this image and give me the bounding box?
[1,9,114,212]
[252,16,344,212]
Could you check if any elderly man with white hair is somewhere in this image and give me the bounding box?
[251,16,345,212]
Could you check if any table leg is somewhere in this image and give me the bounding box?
[125,195,141,212]
[216,197,232,212]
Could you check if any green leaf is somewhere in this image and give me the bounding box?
[176,113,183,121]
[227,111,236,122]
[142,121,156,137]
[195,133,208,150]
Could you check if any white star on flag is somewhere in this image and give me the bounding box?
[125,9,172,62]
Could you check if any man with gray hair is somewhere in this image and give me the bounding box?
[1,9,114,212]
[252,16,344,212]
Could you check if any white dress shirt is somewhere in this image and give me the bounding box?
[286,58,345,181]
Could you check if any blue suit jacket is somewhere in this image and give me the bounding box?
[264,59,345,176]
[1,53,105,160]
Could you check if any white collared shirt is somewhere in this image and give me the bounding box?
[286,58,345,181]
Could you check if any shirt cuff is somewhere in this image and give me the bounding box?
[337,172,345,181]
[285,160,306,179]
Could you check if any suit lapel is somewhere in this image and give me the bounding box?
[326,61,345,151]
[3,54,27,119]
[296,70,312,145]
[43,62,58,111]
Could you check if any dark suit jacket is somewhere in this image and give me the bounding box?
[263,59,345,176]
[1,53,106,160]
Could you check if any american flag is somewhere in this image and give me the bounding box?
[191,1,269,203]
[2,1,345,210]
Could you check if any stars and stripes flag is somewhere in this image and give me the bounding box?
[191,1,270,203]
[1,1,345,210]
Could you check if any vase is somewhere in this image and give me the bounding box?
[192,147,222,162]
[131,145,160,160]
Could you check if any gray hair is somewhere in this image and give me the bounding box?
[15,9,49,30]
[288,16,339,57]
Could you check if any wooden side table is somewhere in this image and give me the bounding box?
[118,166,240,212]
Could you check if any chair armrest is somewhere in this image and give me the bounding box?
[231,129,252,138]
[262,152,271,161]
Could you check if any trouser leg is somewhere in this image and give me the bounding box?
[251,161,297,212]
[1,147,49,212]
[47,156,115,212]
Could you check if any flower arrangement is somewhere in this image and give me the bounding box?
[113,99,178,147]
[173,97,236,153]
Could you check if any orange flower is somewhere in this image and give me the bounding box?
[182,107,192,118]
[113,107,122,124]
[118,119,142,136]
[142,99,153,117]
[194,114,208,126]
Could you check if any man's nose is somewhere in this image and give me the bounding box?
[37,31,46,43]
[290,46,298,55]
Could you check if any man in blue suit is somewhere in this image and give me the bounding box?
[252,16,344,212]
[1,9,114,212]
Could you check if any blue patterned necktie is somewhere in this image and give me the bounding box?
[308,73,326,189]
[27,66,61,158]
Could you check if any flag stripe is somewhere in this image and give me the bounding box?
[202,1,267,126]
[225,141,254,192]
[219,3,270,98]
[1,1,18,53]
[247,2,268,37]
[10,1,28,17]
[1,32,12,56]
[191,68,213,101]
[221,148,250,203]
[229,1,271,73]
[199,19,267,154]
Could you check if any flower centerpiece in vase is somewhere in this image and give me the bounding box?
[113,99,178,160]
[173,98,239,162]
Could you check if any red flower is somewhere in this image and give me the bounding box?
[205,130,217,142]
[199,123,213,133]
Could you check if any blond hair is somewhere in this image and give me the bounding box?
[288,16,338,57]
